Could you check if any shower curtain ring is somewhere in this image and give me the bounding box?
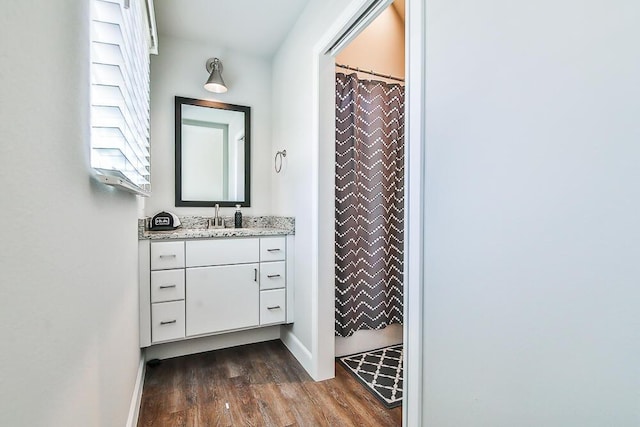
[275,149,287,173]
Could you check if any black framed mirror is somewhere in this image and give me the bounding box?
[175,96,251,207]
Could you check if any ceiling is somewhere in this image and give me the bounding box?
[153,0,312,58]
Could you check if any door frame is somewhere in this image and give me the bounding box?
[310,0,426,425]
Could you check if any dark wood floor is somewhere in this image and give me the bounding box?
[138,340,402,426]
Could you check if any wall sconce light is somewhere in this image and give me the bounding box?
[204,57,227,93]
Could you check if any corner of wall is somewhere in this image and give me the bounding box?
[280,325,315,378]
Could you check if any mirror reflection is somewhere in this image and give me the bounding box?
[175,97,251,207]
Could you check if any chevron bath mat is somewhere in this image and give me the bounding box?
[337,344,403,409]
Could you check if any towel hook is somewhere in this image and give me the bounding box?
[274,150,287,173]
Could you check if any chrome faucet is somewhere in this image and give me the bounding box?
[208,204,224,229]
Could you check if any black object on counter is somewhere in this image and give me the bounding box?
[150,211,181,230]
[234,205,242,228]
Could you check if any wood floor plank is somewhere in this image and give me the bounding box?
[138,340,402,427]
[277,382,324,427]
[198,402,229,426]
[256,382,299,426]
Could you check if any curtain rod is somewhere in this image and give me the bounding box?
[336,63,405,83]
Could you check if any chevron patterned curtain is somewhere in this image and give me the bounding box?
[335,72,404,338]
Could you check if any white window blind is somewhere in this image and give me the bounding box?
[90,0,154,195]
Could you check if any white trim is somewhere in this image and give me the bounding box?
[286,235,295,323]
[309,48,322,380]
[280,326,313,374]
[308,13,321,379]
[311,0,379,382]
[145,326,281,360]
[403,0,426,425]
[138,240,151,348]
[315,49,337,381]
[95,173,151,197]
[315,0,376,62]
[142,0,158,55]
[312,0,426,424]
[125,355,146,427]
[325,0,393,56]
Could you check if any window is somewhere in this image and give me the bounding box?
[90,0,157,195]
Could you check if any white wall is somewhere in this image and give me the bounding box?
[422,1,640,425]
[148,36,272,217]
[0,1,141,426]
[271,0,362,378]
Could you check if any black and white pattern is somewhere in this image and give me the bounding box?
[335,72,404,337]
[338,344,403,409]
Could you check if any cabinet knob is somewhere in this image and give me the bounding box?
[159,284,177,289]
[160,320,177,325]
[267,274,281,279]
[266,248,281,252]
[159,254,177,258]
[267,305,281,310]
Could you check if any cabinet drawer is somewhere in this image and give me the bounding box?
[186,238,259,267]
[260,261,286,290]
[151,300,185,343]
[260,237,286,262]
[260,289,286,325]
[151,269,185,303]
[151,241,185,270]
[186,264,260,336]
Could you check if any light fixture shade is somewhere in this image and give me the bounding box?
[204,58,227,93]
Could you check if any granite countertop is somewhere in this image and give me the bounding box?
[139,215,295,240]
[141,227,292,240]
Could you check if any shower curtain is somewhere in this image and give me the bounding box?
[335,72,404,338]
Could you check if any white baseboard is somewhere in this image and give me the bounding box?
[145,326,281,360]
[280,325,314,378]
[126,355,146,427]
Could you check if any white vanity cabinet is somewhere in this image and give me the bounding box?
[148,241,186,343]
[259,237,287,325]
[139,234,293,348]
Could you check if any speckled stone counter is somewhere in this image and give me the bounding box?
[138,216,295,240]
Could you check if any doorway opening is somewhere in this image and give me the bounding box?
[313,0,424,424]
[333,1,406,415]
[333,0,405,359]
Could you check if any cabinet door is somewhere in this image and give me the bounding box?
[186,264,260,336]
